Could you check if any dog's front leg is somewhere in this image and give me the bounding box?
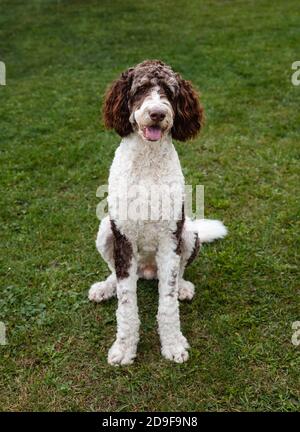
[156,237,190,363]
[108,224,139,366]
[108,258,139,365]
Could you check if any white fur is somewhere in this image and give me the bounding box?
[186,218,227,243]
[89,90,227,365]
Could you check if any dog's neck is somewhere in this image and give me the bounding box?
[121,131,173,156]
[117,132,176,174]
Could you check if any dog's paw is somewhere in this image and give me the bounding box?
[88,279,116,302]
[108,340,137,366]
[178,280,195,301]
[179,334,190,349]
[161,336,190,363]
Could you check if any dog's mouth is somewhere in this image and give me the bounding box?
[142,126,162,141]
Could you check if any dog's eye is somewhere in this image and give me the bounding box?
[134,89,143,98]
[132,86,151,106]
[159,85,172,100]
[135,85,149,97]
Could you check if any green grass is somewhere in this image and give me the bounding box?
[0,0,299,412]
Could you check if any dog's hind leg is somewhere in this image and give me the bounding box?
[89,216,117,302]
[89,274,116,302]
[178,221,200,301]
[178,218,227,300]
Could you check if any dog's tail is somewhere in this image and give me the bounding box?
[186,218,228,243]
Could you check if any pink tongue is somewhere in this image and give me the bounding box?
[145,126,162,141]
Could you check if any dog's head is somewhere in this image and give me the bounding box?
[103,60,204,142]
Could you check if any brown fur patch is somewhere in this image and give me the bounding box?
[167,267,179,297]
[171,78,204,141]
[111,220,133,279]
[130,60,179,96]
[174,204,185,255]
[169,267,178,287]
[103,68,134,137]
[186,233,200,267]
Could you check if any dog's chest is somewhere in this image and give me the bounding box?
[107,137,184,241]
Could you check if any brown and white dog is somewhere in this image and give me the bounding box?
[89,60,227,365]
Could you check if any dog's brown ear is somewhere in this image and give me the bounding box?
[171,77,204,141]
[103,68,134,137]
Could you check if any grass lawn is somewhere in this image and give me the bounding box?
[0,0,299,412]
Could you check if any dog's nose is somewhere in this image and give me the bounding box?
[149,109,166,122]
